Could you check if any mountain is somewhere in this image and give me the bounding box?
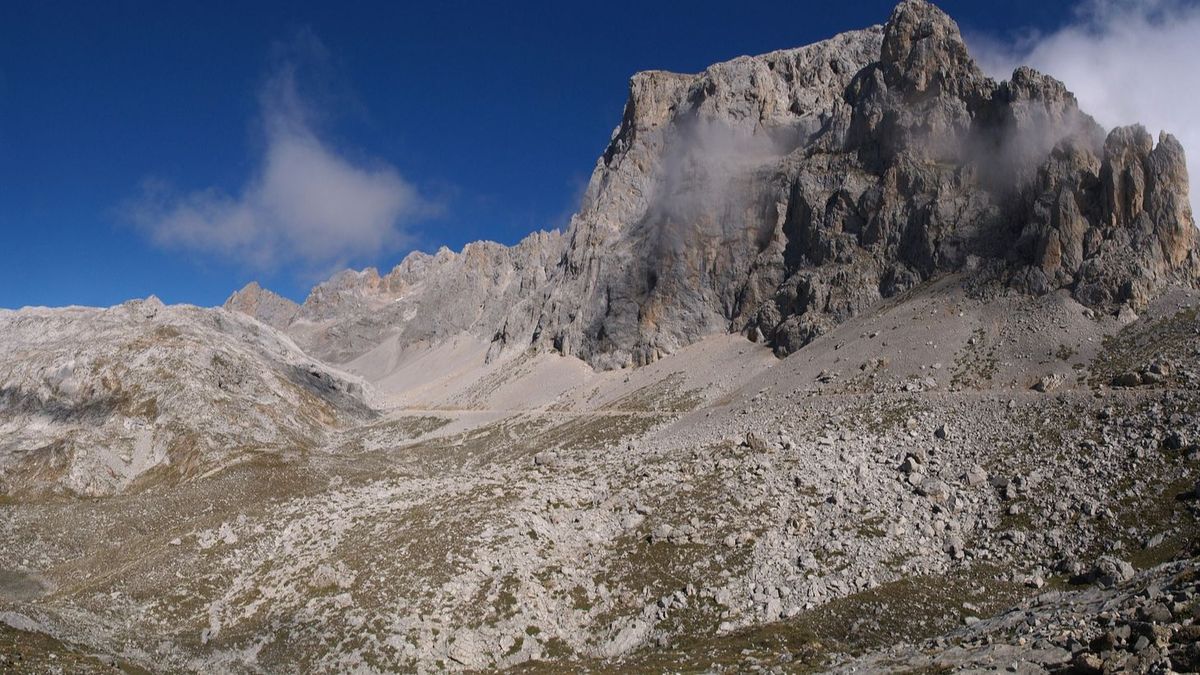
[230,0,1195,371]
[0,297,371,497]
[5,1,1200,673]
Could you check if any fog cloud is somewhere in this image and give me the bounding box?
[127,33,428,270]
[646,117,795,255]
[970,0,1200,213]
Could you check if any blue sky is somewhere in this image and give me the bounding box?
[0,1,1139,307]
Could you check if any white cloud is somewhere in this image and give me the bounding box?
[970,0,1200,215]
[128,34,427,270]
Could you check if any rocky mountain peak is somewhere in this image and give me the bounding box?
[228,0,1196,370]
[223,281,300,331]
[879,0,984,100]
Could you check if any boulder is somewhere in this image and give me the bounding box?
[1090,556,1135,588]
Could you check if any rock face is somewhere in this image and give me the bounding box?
[230,0,1197,368]
[537,26,886,367]
[223,281,299,331]
[0,299,372,496]
[228,231,563,365]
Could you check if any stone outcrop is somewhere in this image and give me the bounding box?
[223,281,299,331]
[229,0,1197,368]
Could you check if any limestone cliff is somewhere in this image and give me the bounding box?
[228,0,1197,369]
[229,230,563,365]
[222,281,299,331]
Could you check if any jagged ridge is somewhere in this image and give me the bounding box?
[228,0,1197,370]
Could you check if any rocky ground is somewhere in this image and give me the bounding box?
[4,0,1200,671]
[2,275,1199,673]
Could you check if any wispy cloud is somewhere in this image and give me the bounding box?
[125,31,430,271]
[969,0,1200,214]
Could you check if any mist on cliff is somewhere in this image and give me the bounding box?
[644,117,796,264]
[970,0,1200,216]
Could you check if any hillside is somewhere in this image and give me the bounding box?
[2,1,1200,673]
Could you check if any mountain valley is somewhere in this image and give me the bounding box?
[3,2,1200,673]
